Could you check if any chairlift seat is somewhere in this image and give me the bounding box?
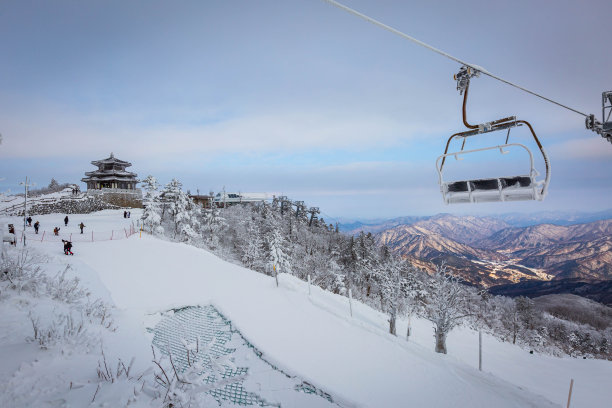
[442,177,539,204]
[437,143,547,204]
[441,174,541,204]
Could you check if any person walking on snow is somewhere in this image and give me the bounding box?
[79,222,85,234]
[34,221,40,234]
[26,216,32,227]
[54,227,60,236]
[64,215,69,226]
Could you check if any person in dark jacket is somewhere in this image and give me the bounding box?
[64,216,69,226]
[79,222,85,234]
[54,227,60,236]
[62,239,73,255]
[26,216,32,226]
[34,221,40,234]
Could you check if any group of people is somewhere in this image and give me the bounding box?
[12,209,130,256]
[18,215,85,255]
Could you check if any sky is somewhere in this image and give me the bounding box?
[0,0,611,219]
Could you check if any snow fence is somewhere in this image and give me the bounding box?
[149,305,341,407]
[16,224,138,243]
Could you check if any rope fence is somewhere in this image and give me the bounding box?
[15,223,138,243]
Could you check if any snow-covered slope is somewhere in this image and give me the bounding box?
[2,210,611,407]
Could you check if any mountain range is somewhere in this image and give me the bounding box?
[340,209,612,234]
[371,214,612,288]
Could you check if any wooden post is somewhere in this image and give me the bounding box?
[69,233,72,242]
[479,330,482,371]
[308,274,311,296]
[140,224,142,238]
[274,265,279,287]
[92,231,94,242]
[348,289,353,317]
[566,379,574,408]
[111,230,113,240]
[406,315,411,339]
[124,228,128,238]
[41,231,45,242]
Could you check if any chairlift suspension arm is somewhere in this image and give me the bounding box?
[461,80,516,130]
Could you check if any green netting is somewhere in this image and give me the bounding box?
[151,305,276,406]
[149,305,339,407]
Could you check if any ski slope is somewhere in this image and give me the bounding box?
[1,209,611,407]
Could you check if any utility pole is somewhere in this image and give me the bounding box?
[478,330,482,371]
[19,176,34,246]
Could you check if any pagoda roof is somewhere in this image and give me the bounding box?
[81,175,139,182]
[91,152,132,167]
[84,169,137,178]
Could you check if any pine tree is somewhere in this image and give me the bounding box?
[141,175,164,235]
[161,179,200,240]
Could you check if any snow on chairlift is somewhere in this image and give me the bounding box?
[586,90,612,144]
[436,66,550,204]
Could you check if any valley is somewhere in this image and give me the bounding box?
[374,214,612,288]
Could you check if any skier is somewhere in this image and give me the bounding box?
[34,221,40,234]
[123,211,127,218]
[62,239,73,255]
[26,216,32,227]
[79,222,85,234]
[54,227,60,236]
[64,215,69,226]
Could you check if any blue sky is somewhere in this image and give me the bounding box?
[1,0,611,219]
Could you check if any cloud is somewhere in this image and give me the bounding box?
[548,137,612,160]
[0,102,441,160]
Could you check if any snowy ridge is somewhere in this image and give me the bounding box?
[1,210,611,406]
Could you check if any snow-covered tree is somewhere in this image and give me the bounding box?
[373,253,425,336]
[140,175,164,235]
[48,178,60,189]
[423,263,471,354]
[161,179,200,241]
[201,204,226,249]
[267,225,291,277]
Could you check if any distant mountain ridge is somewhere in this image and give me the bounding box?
[339,209,612,234]
[489,279,612,306]
[369,213,612,288]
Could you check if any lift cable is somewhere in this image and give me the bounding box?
[321,0,590,118]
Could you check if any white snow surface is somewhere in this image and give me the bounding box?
[1,209,611,407]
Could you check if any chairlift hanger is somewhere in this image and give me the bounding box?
[436,66,550,204]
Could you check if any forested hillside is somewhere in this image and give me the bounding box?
[138,177,612,359]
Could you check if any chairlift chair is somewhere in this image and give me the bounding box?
[437,66,550,204]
